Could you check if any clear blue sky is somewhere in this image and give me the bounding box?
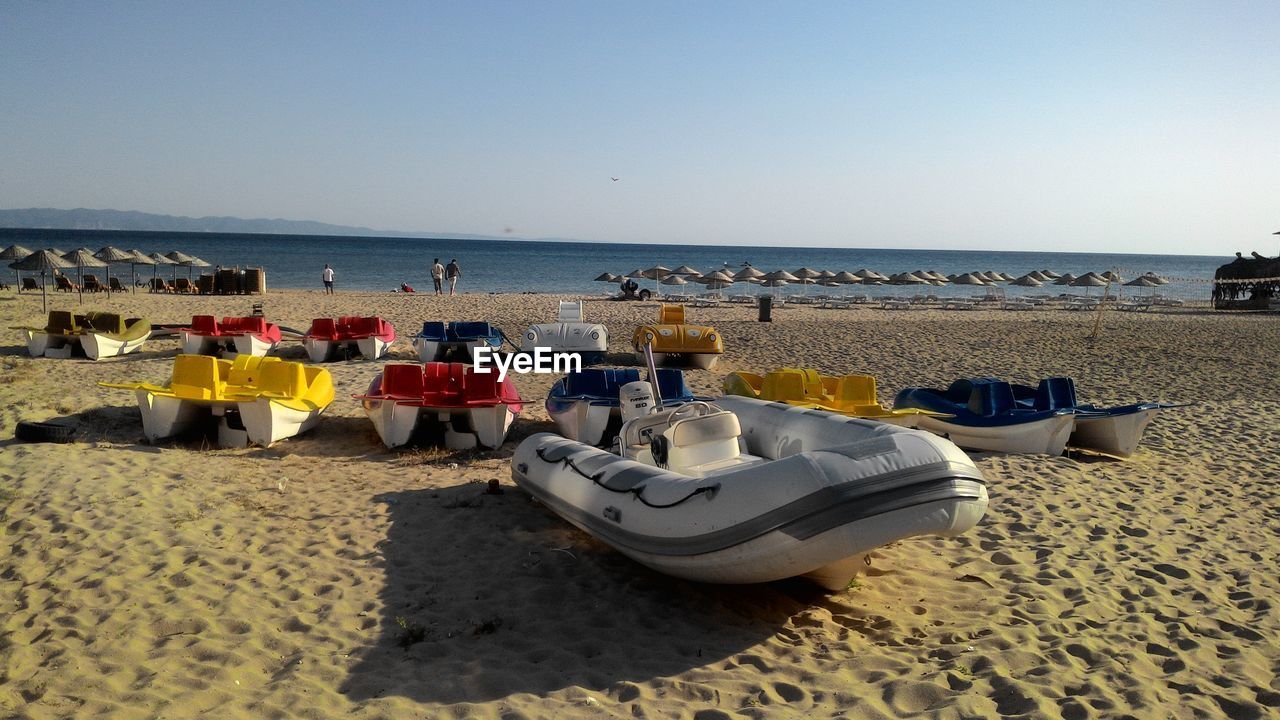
[2,1,1277,255]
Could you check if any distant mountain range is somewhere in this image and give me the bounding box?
[0,207,527,242]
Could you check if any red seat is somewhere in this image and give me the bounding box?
[381,364,425,398]
[309,318,339,340]
[191,315,219,335]
[463,366,501,403]
[347,316,380,338]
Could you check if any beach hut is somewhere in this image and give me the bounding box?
[1213,251,1280,309]
[9,250,75,311]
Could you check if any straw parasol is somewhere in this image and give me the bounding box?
[62,248,108,302]
[1141,273,1168,285]
[952,273,990,286]
[1124,276,1160,288]
[792,267,822,279]
[732,266,765,281]
[890,272,928,285]
[1100,270,1122,282]
[1009,275,1043,287]
[832,271,861,284]
[594,272,619,282]
[1070,272,1108,295]
[166,250,198,264]
[660,275,689,286]
[762,270,800,282]
[180,255,212,280]
[1027,270,1050,282]
[10,250,75,311]
[1040,269,1061,279]
[125,249,156,290]
[1,244,33,287]
[816,270,836,279]
[670,265,701,276]
[95,246,135,293]
[697,270,735,290]
[1053,273,1078,286]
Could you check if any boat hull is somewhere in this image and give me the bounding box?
[305,337,393,362]
[363,399,518,450]
[1071,409,1159,458]
[914,414,1075,455]
[641,351,721,370]
[413,337,495,363]
[180,332,223,356]
[514,397,988,590]
[230,333,277,357]
[130,392,323,447]
[80,332,147,361]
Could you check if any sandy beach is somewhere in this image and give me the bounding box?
[1,288,1277,719]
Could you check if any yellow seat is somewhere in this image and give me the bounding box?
[168,354,228,400]
[227,354,276,391]
[659,304,685,324]
[725,367,942,421]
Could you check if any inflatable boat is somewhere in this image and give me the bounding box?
[17,310,150,360]
[546,367,705,446]
[303,316,396,362]
[512,390,988,590]
[631,304,723,370]
[1010,377,1179,458]
[100,354,334,447]
[894,378,1077,455]
[520,301,607,364]
[723,368,945,427]
[355,361,524,450]
[180,315,282,357]
[414,321,503,362]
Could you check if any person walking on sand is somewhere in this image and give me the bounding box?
[322,264,336,295]
[431,258,445,295]
[446,258,461,296]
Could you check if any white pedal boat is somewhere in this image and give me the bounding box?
[356,362,524,450]
[17,310,151,360]
[99,354,335,448]
[413,321,503,362]
[1009,378,1182,458]
[546,367,705,446]
[303,316,396,362]
[520,301,607,364]
[179,315,282,357]
[894,378,1077,455]
[512,391,988,590]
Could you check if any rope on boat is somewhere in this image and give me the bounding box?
[534,447,720,509]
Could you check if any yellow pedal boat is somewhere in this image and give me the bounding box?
[100,354,335,447]
[16,310,150,360]
[632,304,723,370]
[723,368,947,428]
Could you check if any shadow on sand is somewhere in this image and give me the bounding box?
[338,478,842,706]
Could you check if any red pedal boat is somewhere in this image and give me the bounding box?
[356,362,524,449]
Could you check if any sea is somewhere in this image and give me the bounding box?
[1,228,1225,301]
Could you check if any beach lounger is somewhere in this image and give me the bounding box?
[149,277,173,293]
[942,299,978,310]
[688,297,720,308]
[879,298,912,310]
[1063,298,1100,311]
[108,277,126,292]
[21,278,40,292]
[819,299,854,309]
[728,294,755,304]
[789,296,816,305]
[174,277,195,293]
[83,275,105,293]
[55,276,78,292]
[1001,300,1036,311]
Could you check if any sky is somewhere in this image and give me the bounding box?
[1,1,1277,255]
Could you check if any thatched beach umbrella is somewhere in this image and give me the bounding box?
[1101,270,1122,282]
[62,248,108,302]
[890,272,928,285]
[1026,270,1049,282]
[166,250,198,264]
[1053,273,1078,286]
[792,267,822,279]
[148,252,178,285]
[1070,272,1108,296]
[594,272,619,282]
[952,273,989,286]
[732,266,765,282]
[94,246,134,293]
[126,249,156,290]
[832,271,861,284]
[660,275,689,286]
[1,244,33,288]
[181,255,211,279]
[1124,276,1161,288]
[852,268,881,281]
[1010,275,1043,287]
[816,270,836,279]
[10,250,75,311]
[670,265,700,276]
[762,270,800,282]
[1040,269,1061,279]
[1141,273,1168,285]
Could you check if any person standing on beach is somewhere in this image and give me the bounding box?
[322,264,335,294]
[431,258,445,295]
[446,258,461,296]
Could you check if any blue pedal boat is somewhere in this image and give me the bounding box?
[547,367,704,446]
[1010,377,1179,458]
[894,378,1078,455]
[413,321,503,362]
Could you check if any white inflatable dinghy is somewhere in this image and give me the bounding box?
[512,390,988,590]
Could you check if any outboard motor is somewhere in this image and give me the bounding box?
[620,380,657,422]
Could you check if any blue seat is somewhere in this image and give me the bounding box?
[655,368,692,401]
[562,368,640,399]
[418,321,447,340]
[450,321,495,340]
[962,378,1016,417]
[1034,377,1077,411]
